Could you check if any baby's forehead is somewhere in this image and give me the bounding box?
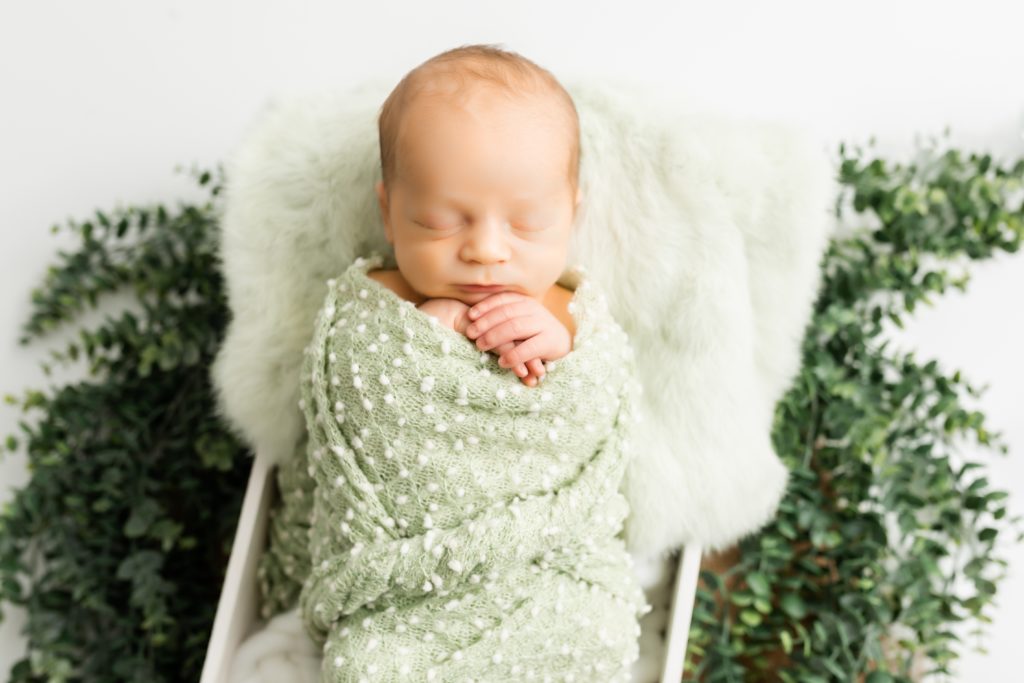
[399,87,571,149]
[407,84,559,124]
[393,78,574,186]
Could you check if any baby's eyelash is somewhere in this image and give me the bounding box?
[412,220,548,231]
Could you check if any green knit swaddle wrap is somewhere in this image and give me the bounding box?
[297,251,650,682]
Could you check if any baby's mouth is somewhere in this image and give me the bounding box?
[458,284,509,293]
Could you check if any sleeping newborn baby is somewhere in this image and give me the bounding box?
[273,45,650,683]
[366,47,584,389]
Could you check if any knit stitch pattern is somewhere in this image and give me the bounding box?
[294,251,650,682]
[255,430,315,620]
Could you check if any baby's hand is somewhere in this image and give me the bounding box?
[464,292,572,387]
[418,298,542,385]
[417,298,471,333]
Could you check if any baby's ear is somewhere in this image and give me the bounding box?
[571,187,584,230]
[374,180,393,244]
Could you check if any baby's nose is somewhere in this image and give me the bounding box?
[460,222,511,263]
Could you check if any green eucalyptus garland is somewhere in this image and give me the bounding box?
[1,135,1021,683]
[684,132,1024,682]
[1,167,250,683]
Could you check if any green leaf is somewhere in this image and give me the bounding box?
[739,609,762,627]
[730,590,754,607]
[780,629,793,654]
[780,593,808,619]
[746,571,771,597]
[124,499,162,538]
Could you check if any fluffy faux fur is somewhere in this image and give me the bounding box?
[209,76,836,561]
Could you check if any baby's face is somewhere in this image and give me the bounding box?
[375,88,582,305]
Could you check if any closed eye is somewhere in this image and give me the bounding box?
[413,219,548,231]
[414,221,456,230]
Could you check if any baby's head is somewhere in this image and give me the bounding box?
[374,44,582,304]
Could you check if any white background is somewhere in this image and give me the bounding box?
[2,1,1022,680]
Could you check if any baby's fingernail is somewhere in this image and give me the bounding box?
[468,308,478,319]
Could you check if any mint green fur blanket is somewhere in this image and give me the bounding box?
[260,251,650,682]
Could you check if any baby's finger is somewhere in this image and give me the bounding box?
[498,334,550,370]
[466,292,531,322]
[519,364,542,387]
[493,341,517,356]
[475,315,541,352]
[520,366,539,386]
[487,341,528,378]
[465,298,537,339]
[527,358,545,380]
